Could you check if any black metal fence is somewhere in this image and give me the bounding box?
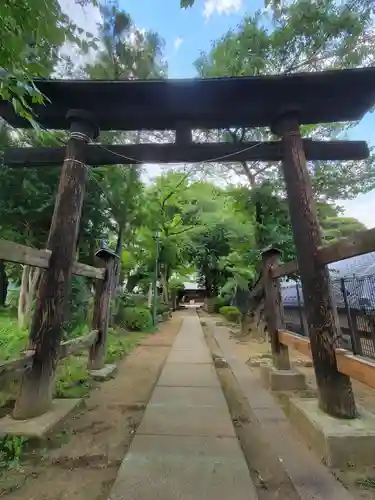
[282,275,375,359]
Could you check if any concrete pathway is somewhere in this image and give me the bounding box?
[212,321,355,500]
[109,314,258,500]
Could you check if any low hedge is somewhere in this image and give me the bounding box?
[122,306,153,331]
[219,305,240,323]
[213,295,231,313]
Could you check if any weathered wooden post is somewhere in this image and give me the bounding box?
[261,248,291,370]
[88,246,117,372]
[13,110,99,419]
[272,113,357,418]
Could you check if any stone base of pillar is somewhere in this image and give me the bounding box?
[0,399,81,439]
[89,363,117,381]
[289,397,375,467]
[260,364,306,391]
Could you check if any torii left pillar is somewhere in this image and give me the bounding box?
[13,110,99,420]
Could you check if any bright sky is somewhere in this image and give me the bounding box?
[60,0,375,227]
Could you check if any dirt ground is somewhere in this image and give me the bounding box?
[211,316,375,500]
[1,315,182,500]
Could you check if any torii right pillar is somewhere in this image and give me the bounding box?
[272,113,357,419]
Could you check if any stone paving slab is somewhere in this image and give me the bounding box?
[137,403,235,437]
[166,347,212,364]
[171,339,208,351]
[157,363,220,387]
[148,386,229,409]
[109,435,258,500]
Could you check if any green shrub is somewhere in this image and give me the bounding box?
[119,293,148,308]
[0,313,28,361]
[54,358,92,399]
[219,306,240,323]
[157,303,170,317]
[115,293,149,326]
[0,435,27,470]
[131,294,148,307]
[213,295,231,313]
[64,276,91,335]
[123,306,152,331]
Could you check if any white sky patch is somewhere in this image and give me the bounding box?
[56,0,102,76]
[59,0,101,37]
[204,0,243,19]
[174,37,184,52]
[340,190,375,229]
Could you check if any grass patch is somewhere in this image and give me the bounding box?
[105,328,147,364]
[0,435,28,471]
[0,310,150,404]
[0,310,28,362]
[54,357,92,398]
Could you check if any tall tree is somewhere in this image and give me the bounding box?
[194,0,375,252]
[84,1,167,298]
[85,1,166,80]
[1,0,98,121]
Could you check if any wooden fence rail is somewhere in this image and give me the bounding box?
[278,329,375,390]
[0,330,100,380]
[0,354,34,378]
[272,227,375,278]
[0,239,105,280]
[0,237,115,420]
[59,330,99,359]
[262,225,375,419]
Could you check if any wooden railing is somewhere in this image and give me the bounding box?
[0,239,105,280]
[0,238,116,420]
[262,227,375,395]
[278,329,375,389]
[0,330,100,378]
[272,227,375,279]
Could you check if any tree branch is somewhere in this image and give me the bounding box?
[169,226,196,236]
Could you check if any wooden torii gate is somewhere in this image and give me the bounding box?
[1,67,375,420]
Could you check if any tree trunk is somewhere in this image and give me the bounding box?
[88,255,115,370]
[18,266,41,329]
[0,260,8,307]
[13,111,98,419]
[275,114,356,419]
[160,267,169,304]
[240,283,265,338]
[114,226,123,293]
[261,249,290,369]
[110,227,123,326]
[18,266,27,327]
[148,282,153,308]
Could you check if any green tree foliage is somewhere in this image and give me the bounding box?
[83,2,168,299]
[321,216,367,243]
[184,183,256,298]
[194,0,375,257]
[195,0,375,196]
[85,1,166,80]
[189,224,232,297]
[0,0,98,121]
